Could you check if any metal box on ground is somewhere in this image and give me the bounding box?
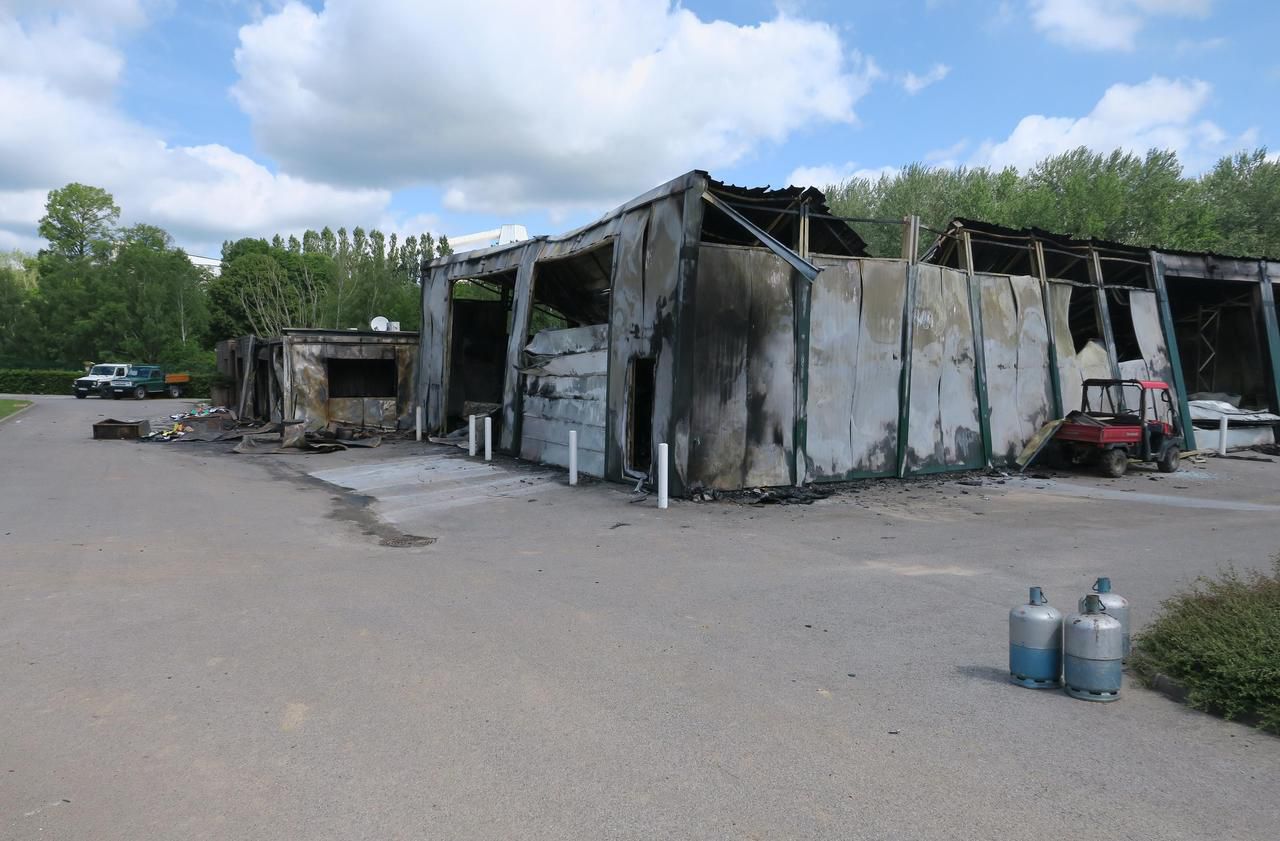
[92,418,151,440]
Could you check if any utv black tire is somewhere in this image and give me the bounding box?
[134,386,147,400]
[1158,445,1181,473]
[75,391,86,399]
[1100,448,1128,478]
[167,385,181,398]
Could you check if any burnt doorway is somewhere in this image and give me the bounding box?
[627,358,656,475]
[445,271,516,429]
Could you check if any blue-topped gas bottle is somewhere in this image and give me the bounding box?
[1080,577,1130,660]
[1064,594,1123,702]
[1009,586,1063,689]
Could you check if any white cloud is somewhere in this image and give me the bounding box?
[902,63,950,95]
[1174,35,1226,54]
[924,139,971,168]
[1029,0,1212,52]
[231,0,877,214]
[786,162,898,188]
[970,76,1249,173]
[0,3,399,256]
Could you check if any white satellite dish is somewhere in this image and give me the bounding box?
[369,315,390,332]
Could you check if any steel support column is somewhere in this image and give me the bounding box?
[960,231,993,466]
[1149,252,1196,450]
[1087,248,1123,380]
[896,259,919,478]
[1256,261,1280,415]
[1033,241,1065,418]
[792,202,813,486]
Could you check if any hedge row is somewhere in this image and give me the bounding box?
[0,368,214,398]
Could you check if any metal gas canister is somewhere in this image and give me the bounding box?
[1063,594,1123,702]
[1080,577,1130,660]
[1009,586,1063,688]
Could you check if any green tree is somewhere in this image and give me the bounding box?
[1199,150,1280,256]
[38,183,120,260]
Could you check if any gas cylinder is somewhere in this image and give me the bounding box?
[1080,577,1130,660]
[1063,594,1123,702]
[1009,586,1063,688]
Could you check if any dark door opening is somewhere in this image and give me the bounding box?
[627,358,656,475]
[446,274,515,430]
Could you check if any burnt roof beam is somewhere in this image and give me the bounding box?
[701,191,822,283]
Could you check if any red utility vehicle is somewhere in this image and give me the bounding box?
[1053,379,1183,477]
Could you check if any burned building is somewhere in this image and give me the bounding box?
[927,219,1280,452]
[216,329,420,431]
[418,170,1279,493]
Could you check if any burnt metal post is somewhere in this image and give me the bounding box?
[960,230,994,467]
[1255,261,1280,415]
[895,242,919,478]
[792,201,813,486]
[1087,247,1124,380]
[1149,252,1197,450]
[1032,240,1065,418]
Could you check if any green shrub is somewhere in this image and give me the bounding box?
[1130,559,1280,734]
[0,369,83,394]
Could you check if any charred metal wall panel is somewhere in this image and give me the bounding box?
[978,274,1055,465]
[644,195,686,481]
[520,326,608,476]
[687,244,795,489]
[1049,283,1114,412]
[805,257,907,478]
[605,206,653,480]
[905,265,983,472]
[1128,289,1175,387]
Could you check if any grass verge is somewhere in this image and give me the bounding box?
[1131,558,1280,734]
[0,398,32,422]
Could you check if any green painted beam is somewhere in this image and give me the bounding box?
[1256,261,1280,415]
[960,232,993,467]
[1088,249,1124,380]
[1148,252,1196,450]
[1033,242,1065,419]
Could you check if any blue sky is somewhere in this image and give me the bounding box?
[1,0,1275,258]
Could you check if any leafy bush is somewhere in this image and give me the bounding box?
[1130,559,1280,734]
[0,369,82,394]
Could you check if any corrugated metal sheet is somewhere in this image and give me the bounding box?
[905,265,982,472]
[979,274,1054,465]
[805,256,906,478]
[1129,289,1175,388]
[519,326,608,477]
[1049,283,1114,412]
[687,244,795,489]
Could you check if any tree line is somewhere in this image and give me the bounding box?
[824,147,1280,259]
[2,147,1276,370]
[0,183,450,371]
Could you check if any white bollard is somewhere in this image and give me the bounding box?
[415,405,423,442]
[568,430,578,486]
[484,416,493,462]
[469,415,477,456]
[1218,415,1229,456]
[657,442,669,509]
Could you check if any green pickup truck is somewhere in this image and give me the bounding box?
[107,366,187,400]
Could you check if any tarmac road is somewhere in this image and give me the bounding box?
[2,394,1278,840]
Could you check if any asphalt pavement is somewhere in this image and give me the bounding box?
[2,394,1278,840]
